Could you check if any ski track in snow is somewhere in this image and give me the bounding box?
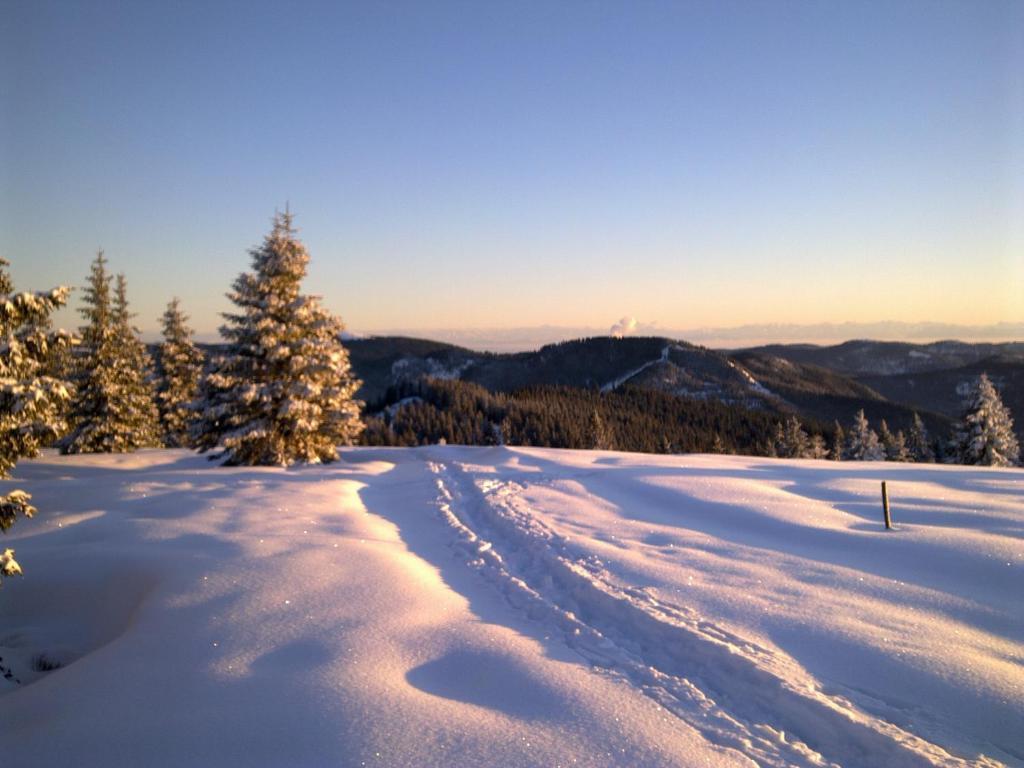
[425,457,999,768]
[600,346,671,392]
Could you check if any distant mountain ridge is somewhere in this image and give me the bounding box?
[736,339,1024,376]
[345,322,1024,353]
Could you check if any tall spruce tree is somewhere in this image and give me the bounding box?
[61,255,160,453]
[846,409,885,461]
[0,258,74,583]
[155,298,203,447]
[950,374,1020,467]
[193,211,364,465]
[112,274,161,445]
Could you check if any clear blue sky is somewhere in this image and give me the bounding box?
[2,0,1021,341]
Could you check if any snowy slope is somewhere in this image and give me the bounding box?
[0,448,1020,767]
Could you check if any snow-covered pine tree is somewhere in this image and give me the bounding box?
[60,251,116,452]
[61,255,160,453]
[846,409,885,461]
[907,413,935,463]
[808,434,829,460]
[193,211,364,465]
[879,419,910,461]
[0,258,74,583]
[950,374,1020,467]
[155,298,204,447]
[782,415,810,458]
[112,274,161,445]
[888,429,911,462]
[878,419,895,458]
[830,420,845,460]
[774,415,811,458]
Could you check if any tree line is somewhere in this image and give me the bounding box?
[0,211,363,583]
[363,376,1020,468]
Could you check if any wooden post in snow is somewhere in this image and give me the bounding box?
[881,481,892,530]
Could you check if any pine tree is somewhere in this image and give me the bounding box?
[770,421,784,457]
[155,298,203,447]
[0,258,74,583]
[193,211,364,465]
[907,413,935,463]
[888,430,911,462]
[950,374,1020,467]
[774,416,811,458]
[61,255,160,453]
[830,420,845,461]
[781,415,810,458]
[846,409,884,461]
[588,409,613,450]
[112,274,161,445]
[808,434,829,460]
[879,419,909,461]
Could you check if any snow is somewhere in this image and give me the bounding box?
[1,447,1021,767]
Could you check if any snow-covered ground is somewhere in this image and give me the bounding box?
[1,447,1020,767]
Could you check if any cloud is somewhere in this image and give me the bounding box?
[610,316,638,338]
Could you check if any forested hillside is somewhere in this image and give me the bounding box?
[362,378,819,456]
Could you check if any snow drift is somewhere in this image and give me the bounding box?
[0,447,1020,767]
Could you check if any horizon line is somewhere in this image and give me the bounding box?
[155,319,1024,354]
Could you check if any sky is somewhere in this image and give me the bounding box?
[2,0,1022,346]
